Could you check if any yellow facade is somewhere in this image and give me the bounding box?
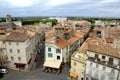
[70,51,87,80]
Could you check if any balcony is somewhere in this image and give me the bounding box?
[88,57,119,70]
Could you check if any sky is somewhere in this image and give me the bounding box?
[0,0,120,17]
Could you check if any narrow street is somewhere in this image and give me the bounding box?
[1,42,70,80]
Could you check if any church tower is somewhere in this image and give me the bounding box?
[6,14,12,27]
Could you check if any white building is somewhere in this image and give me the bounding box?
[86,42,120,80]
[5,31,38,70]
[49,17,67,22]
[43,26,84,70]
[13,21,22,27]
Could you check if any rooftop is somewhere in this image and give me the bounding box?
[88,42,120,58]
[6,31,29,42]
[105,38,114,43]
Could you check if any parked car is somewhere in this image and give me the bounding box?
[0,66,8,78]
[0,66,8,74]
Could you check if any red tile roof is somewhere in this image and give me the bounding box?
[6,31,29,42]
[105,38,114,43]
[64,29,72,34]
[88,43,120,58]
[0,30,5,33]
[56,40,68,48]
[45,30,54,38]
[110,29,120,34]
[56,32,84,48]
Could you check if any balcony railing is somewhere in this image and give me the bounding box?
[88,57,119,70]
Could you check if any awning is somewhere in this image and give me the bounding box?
[28,58,32,64]
[34,54,40,62]
[70,72,78,78]
[43,60,61,69]
[14,63,26,66]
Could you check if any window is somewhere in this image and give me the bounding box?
[18,57,21,61]
[103,66,106,70]
[90,62,92,66]
[74,62,76,66]
[0,49,2,52]
[16,42,19,45]
[96,64,99,68]
[86,77,89,80]
[9,42,11,45]
[56,49,61,53]
[111,69,115,75]
[57,56,60,60]
[48,47,51,52]
[10,49,12,53]
[17,49,20,53]
[81,78,84,80]
[48,53,52,58]
[102,56,105,59]
[11,57,14,60]
[101,74,105,80]
[83,65,84,67]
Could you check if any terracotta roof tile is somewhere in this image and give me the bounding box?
[105,38,114,43]
[6,31,29,42]
[64,29,72,34]
[110,29,120,34]
[56,40,68,48]
[45,30,54,37]
[54,26,64,29]
[88,43,120,58]
[0,35,6,40]
[27,31,36,37]
[0,30,5,33]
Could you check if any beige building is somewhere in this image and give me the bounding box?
[69,37,101,80]
[70,52,87,80]
[0,30,7,66]
[5,30,38,70]
[86,38,120,80]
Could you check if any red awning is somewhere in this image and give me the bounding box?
[34,54,40,62]
[28,58,32,64]
[14,63,26,66]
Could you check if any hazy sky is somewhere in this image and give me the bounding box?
[0,0,120,17]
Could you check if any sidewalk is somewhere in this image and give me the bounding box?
[9,68,30,72]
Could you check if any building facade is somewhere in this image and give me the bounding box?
[86,43,120,80]
[5,31,38,70]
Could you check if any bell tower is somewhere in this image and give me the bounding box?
[6,14,12,27]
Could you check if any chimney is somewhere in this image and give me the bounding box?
[55,26,65,42]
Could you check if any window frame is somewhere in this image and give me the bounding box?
[11,57,14,60]
[103,66,106,70]
[17,49,20,53]
[18,57,21,61]
[57,56,60,60]
[16,42,19,45]
[56,48,61,53]
[48,47,51,52]
[10,49,12,53]
[48,53,52,58]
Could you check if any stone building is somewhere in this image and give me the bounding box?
[86,40,120,80]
